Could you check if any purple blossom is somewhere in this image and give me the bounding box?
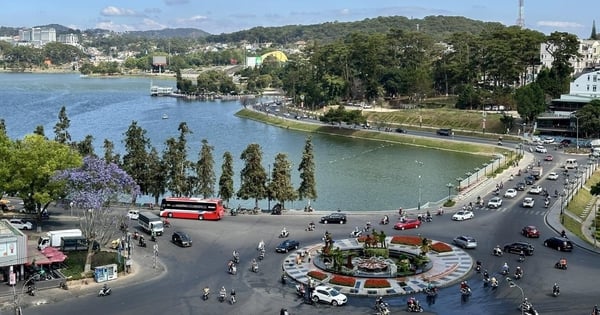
[53,156,140,209]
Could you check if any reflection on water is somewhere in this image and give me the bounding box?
[0,73,489,210]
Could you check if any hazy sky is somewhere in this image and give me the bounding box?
[2,0,597,38]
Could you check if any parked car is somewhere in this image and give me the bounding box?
[171,231,192,247]
[544,155,554,161]
[560,139,572,147]
[528,185,543,194]
[515,182,526,191]
[275,239,300,253]
[488,197,503,208]
[535,145,548,153]
[504,189,518,198]
[544,237,573,251]
[522,197,535,208]
[452,210,474,221]
[548,172,559,180]
[521,225,540,238]
[320,213,347,224]
[311,285,348,306]
[393,218,421,230]
[504,242,534,255]
[8,218,33,230]
[453,235,478,249]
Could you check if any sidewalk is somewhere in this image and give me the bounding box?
[283,237,472,296]
[0,241,167,311]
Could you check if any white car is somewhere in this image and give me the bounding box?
[543,137,555,144]
[522,197,535,208]
[487,197,503,208]
[504,189,518,198]
[535,145,547,153]
[528,185,543,194]
[548,172,559,180]
[452,210,474,221]
[311,285,348,306]
[9,218,33,230]
[127,210,140,220]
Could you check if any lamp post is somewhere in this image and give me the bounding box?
[482,163,489,177]
[456,177,463,192]
[465,172,473,187]
[13,275,36,315]
[490,159,497,174]
[474,167,480,182]
[446,183,454,201]
[267,164,272,212]
[416,160,424,210]
[573,114,580,150]
[505,277,526,315]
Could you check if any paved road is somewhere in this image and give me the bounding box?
[5,144,599,315]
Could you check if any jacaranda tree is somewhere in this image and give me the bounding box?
[54,156,139,273]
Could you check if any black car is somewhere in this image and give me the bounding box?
[395,128,406,133]
[544,237,573,251]
[172,231,192,247]
[515,182,526,191]
[504,242,534,256]
[436,128,452,136]
[525,175,535,185]
[275,239,300,253]
[320,213,347,224]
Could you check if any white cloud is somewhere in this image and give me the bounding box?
[101,6,138,17]
[175,15,208,25]
[95,18,166,32]
[537,21,585,29]
[164,0,190,5]
[340,8,350,15]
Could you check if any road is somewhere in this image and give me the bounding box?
[17,143,599,315]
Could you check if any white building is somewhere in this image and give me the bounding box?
[58,33,79,46]
[18,27,56,47]
[540,39,600,75]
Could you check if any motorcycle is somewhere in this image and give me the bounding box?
[490,279,498,290]
[295,284,306,297]
[436,208,444,216]
[233,254,240,264]
[514,270,523,280]
[407,302,424,313]
[305,223,315,231]
[501,268,509,276]
[163,219,171,228]
[251,263,258,273]
[460,287,471,296]
[228,264,237,275]
[202,288,210,301]
[492,247,503,257]
[258,249,265,260]
[544,200,550,208]
[98,285,112,297]
[475,261,482,273]
[520,302,539,315]
[552,285,560,297]
[27,285,35,296]
[281,273,287,285]
[425,215,433,222]
[230,291,236,305]
[379,216,389,225]
[555,261,568,270]
[375,303,391,315]
[138,238,147,247]
[349,229,362,238]
[132,231,139,240]
[279,230,289,238]
[219,290,226,303]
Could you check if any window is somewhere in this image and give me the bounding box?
[593,85,597,92]
[587,85,590,91]
[594,75,598,82]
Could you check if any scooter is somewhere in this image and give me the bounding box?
[258,249,265,260]
[98,285,111,297]
[349,229,362,238]
[219,291,226,303]
[552,285,560,297]
[407,303,424,313]
[228,264,237,275]
[27,285,35,296]
[251,263,258,273]
[138,238,147,247]
[279,230,289,238]
[202,288,210,300]
[492,247,503,257]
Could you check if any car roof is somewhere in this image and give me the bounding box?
[458,235,475,240]
[548,236,570,242]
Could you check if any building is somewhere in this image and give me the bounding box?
[536,67,600,138]
[0,220,28,284]
[58,33,79,46]
[18,27,56,47]
[540,39,600,75]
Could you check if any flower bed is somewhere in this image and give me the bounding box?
[430,242,452,253]
[357,235,368,243]
[329,275,356,287]
[390,235,422,246]
[364,278,391,288]
[307,270,328,281]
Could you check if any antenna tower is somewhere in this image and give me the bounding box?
[517,0,525,28]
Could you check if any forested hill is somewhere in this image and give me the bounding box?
[206,15,505,44]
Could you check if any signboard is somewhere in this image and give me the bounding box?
[0,242,17,257]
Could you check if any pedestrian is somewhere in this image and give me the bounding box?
[398,207,403,216]
[307,252,312,263]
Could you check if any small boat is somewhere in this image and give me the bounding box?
[150,81,173,96]
[162,114,169,120]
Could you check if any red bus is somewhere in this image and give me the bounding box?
[159,197,225,220]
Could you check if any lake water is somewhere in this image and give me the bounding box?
[0,73,488,211]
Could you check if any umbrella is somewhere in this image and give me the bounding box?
[41,247,58,255]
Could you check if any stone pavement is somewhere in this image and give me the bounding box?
[282,237,472,296]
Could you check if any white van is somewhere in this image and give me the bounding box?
[565,159,578,169]
[127,209,140,220]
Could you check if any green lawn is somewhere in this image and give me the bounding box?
[60,251,123,280]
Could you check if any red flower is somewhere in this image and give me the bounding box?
[390,235,422,246]
[364,279,391,288]
[329,275,356,287]
[307,270,327,280]
[431,242,452,253]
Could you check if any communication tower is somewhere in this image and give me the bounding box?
[516,0,525,28]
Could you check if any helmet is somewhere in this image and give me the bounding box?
[464,280,467,284]
[524,298,528,301]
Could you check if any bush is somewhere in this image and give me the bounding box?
[307,270,327,280]
[329,275,356,287]
[364,279,391,288]
[430,242,452,253]
[390,235,421,246]
[363,248,389,258]
[443,199,456,207]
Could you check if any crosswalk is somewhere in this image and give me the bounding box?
[477,206,548,216]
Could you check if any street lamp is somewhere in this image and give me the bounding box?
[416,161,424,210]
[267,164,272,211]
[474,167,480,182]
[465,172,473,187]
[490,159,497,173]
[456,177,463,192]
[573,114,580,150]
[505,277,526,315]
[13,275,36,315]
[446,183,454,201]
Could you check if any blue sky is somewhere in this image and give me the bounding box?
[2,0,597,38]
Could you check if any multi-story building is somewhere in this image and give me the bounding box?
[536,66,600,138]
[540,39,600,75]
[18,27,56,47]
[58,33,79,46]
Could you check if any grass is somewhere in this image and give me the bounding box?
[567,190,592,218]
[562,215,586,241]
[60,251,123,280]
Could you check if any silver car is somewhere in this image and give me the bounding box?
[453,235,478,249]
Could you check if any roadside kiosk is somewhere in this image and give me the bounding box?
[94,264,118,283]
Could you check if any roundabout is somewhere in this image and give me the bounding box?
[282,234,473,296]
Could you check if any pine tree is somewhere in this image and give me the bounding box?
[147,147,166,205]
[268,153,297,209]
[103,139,121,165]
[54,106,71,144]
[218,151,235,205]
[122,121,150,197]
[196,139,215,198]
[297,136,317,207]
[591,20,598,40]
[237,143,267,208]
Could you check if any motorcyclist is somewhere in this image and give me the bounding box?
[425,211,432,221]
[515,266,523,278]
[552,283,559,295]
[502,262,509,274]
[219,286,227,300]
[375,296,385,309]
[493,245,502,256]
[475,260,482,272]
[230,289,236,303]
[364,221,372,231]
[407,296,418,310]
[561,230,567,238]
[257,240,265,251]
[559,257,567,268]
[203,286,210,299]
[437,206,444,215]
[381,215,389,225]
[490,277,498,287]
[281,227,288,236]
[460,281,470,291]
[251,259,258,272]
[233,250,240,263]
[483,270,490,280]
[593,305,599,315]
[519,250,526,262]
[521,298,532,311]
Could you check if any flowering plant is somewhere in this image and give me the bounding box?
[364,279,391,288]
[430,242,452,253]
[390,235,422,246]
[329,275,356,287]
[307,270,327,280]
